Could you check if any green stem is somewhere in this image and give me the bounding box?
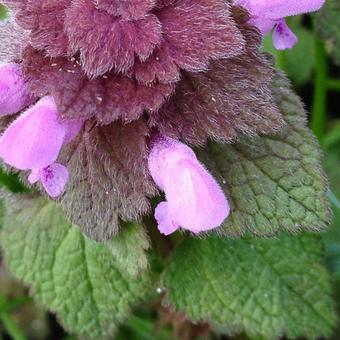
[311,36,328,140]
[0,313,26,340]
[327,78,340,92]
[126,315,172,340]
[0,296,28,340]
[322,122,340,148]
[126,315,156,339]
[275,51,286,71]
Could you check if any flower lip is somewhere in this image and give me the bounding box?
[272,19,298,50]
[31,163,69,198]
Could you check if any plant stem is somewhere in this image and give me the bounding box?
[0,295,27,340]
[275,50,286,71]
[0,313,26,340]
[327,79,340,92]
[311,36,328,140]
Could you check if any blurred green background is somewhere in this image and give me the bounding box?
[0,5,340,340]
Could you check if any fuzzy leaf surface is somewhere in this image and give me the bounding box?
[0,194,151,339]
[198,72,330,236]
[59,120,157,241]
[163,234,337,339]
[110,222,151,277]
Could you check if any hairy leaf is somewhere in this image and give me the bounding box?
[198,71,330,236]
[163,234,337,339]
[22,47,173,124]
[59,120,157,241]
[0,194,151,338]
[152,7,283,145]
[0,17,29,63]
[97,0,155,19]
[110,222,151,277]
[65,0,162,77]
[2,0,70,57]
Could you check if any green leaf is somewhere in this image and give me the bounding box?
[110,222,150,277]
[317,0,340,66]
[0,194,151,339]
[0,168,28,193]
[0,199,4,228]
[198,71,330,237]
[162,234,337,339]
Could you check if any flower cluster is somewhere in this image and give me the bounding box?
[0,0,325,239]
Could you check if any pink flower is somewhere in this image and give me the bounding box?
[0,63,34,116]
[0,96,82,197]
[236,0,325,49]
[148,136,230,235]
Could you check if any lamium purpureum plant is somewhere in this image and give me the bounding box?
[0,0,338,339]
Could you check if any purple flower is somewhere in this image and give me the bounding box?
[0,96,82,197]
[148,136,230,235]
[236,0,325,49]
[0,63,34,116]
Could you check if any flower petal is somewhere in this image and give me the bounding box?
[155,202,180,235]
[248,17,276,35]
[0,96,76,170]
[251,0,325,20]
[148,135,196,188]
[40,163,69,198]
[0,63,33,116]
[272,20,298,50]
[149,136,230,234]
